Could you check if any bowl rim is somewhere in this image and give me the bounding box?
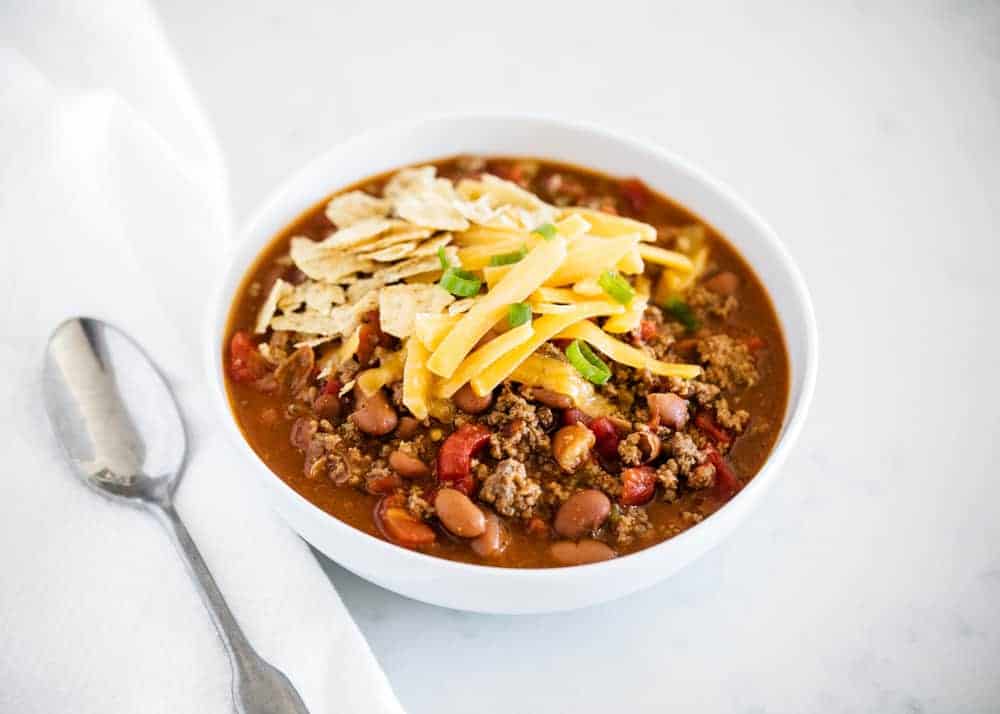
[204,112,818,582]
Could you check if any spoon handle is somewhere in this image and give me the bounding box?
[150,502,310,714]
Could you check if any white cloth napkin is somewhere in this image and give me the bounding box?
[0,2,405,713]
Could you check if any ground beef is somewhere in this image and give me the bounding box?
[479,459,542,518]
[666,376,720,406]
[302,431,366,486]
[579,460,623,498]
[714,397,750,432]
[405,486,434,520]
[610,505,653,545]
[687,285,739,320]
[688,462,717,489]
[654,462,679,502]
[654,431,707,496]
[697,335,759,390]
[486,385,552,461]
[617,432,644,466]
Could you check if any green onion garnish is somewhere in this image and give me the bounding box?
[598,270,635,305]
[489,247,527,267]
[437,246,450,271]
[565,339,612,385]
[664,298,700,332]
[439,267,482,297]
[533,222,557,240]
[507,302,532,327]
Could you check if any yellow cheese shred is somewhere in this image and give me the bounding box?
[427,235,567,378]
[556,321,701,379]
[470,302,622,396]
[356,349,406,396]
[402,339,432,420]
[544,234,639,287]
[414,313,462,351]
[559,207,657,242]
[604,275,651,334]
[638,243,694,272]
[435,323,535,398]
[510,355,612,417]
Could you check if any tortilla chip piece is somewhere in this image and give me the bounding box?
[362,242,417,262]
[290,238,377,283]
[410,233,453,257]
[325,191,391,228]
[395,191,469,232]
[447,297,476,315]
[254,279,293,333]
[403,270,442,284]
[346,277,383,303]
[379,284,454,338]
[383,166,436,199]
[278,281,346,313]
[453,195,497,225]
[376,248,456,284]
[294,335,337,349]
[315,218,399,252]
[350,225,433,254]
[270,311,342,336]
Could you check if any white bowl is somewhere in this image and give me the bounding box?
[205,115,818,614]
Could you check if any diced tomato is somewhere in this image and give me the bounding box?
[436,423,491,495]
[620,466,657,506]
[695,411,732,447]
[706,448,740,502]
[562,408,591,427]
[551,338,572,351]
[321,378,342,396]
[638,320,658,342]
[374,495,436,548]
[491,162,525,185]
[228,331,271,383]
[366,472,403,495]
[743,335,766,352]
[588,416,620,460]
[620,178,651,214]
[526,516,550,537]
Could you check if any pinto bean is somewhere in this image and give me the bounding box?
[550,539,616,566]
[554,489,611,539]
[434,488,486,537]
[704,271,740,296]
[470,511,508,558]
[647,392,689,429]
[389,450,430,479]
[453,383,493,414]
[527,387,573,410]
[313,393,341,421]
[552,423,596,472]
[350,388,398,436]
[396,416,420,439]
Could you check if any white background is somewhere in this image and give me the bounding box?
[154,2,999,712]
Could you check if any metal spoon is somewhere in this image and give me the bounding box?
[43,317,309,714]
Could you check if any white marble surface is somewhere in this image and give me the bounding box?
[156,1,999,711]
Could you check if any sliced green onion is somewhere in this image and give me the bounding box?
[439,267,482,297]
[489,246,527,267]
[533,222,557,240]
[508,302,532,327]
[437,246,450,271]
[598,270,635,305]
[565,339,612,385]
[664,298,700,332]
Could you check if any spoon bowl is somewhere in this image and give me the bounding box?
[43,317,185,506]
[43,316,309,714]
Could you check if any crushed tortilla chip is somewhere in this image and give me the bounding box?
[325,191,391,228]
[278,281,346,313]
[383,166,436,199]
[447,297,476,315]
[395,191,469,232]
[290,238,377,283]
[374,248,456,285]
[410,233,453,257]
[317,217,399,251]
[254,279,293,333]
[379,284,454,338]
[349,225,433,254]
[362,242,416,262]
